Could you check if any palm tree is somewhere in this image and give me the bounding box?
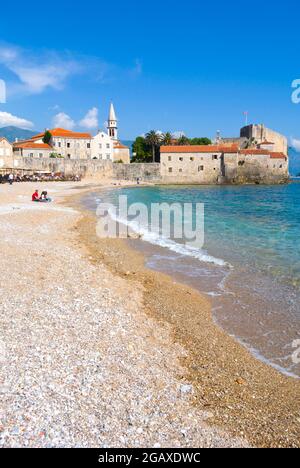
[161,132,173,146]
[177,135,190,146]
[145,130,161,162]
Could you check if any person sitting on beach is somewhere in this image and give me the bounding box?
[40,191,52,202]
[32,190,39,202]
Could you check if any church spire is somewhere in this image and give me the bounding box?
[107,102,118,140]
[109,103,117,122]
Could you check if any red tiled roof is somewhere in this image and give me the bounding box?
[270,152,287,159]
[240,149,287,159]
[114,141,129,149]
[13,142,51,150]
[240,149,270,155]
[160,144,239,154]
[32,128,92,139]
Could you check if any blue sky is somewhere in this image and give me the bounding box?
[0,0,300,146]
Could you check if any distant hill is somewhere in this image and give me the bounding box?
[288,147,300,176]
[0,126,37,143]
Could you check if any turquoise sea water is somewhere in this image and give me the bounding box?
[84,182,300,377]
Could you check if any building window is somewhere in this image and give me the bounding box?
[67,143,70,148]
[30,153,34,158]
[58,142,61,148]
[106,144,110,149]
[190,157,194,161]
[99,144,102,149]
[39,153,43,158]
[87,143,90,149]
[198,165,204,171]
[279,164,283,168]
[212,155,218,160]
[179,157,183,161]
[179,168,182,172]
[106,154,110,159]
[67,154,71,159]
[168,167,173,173]
[168,156,172,161]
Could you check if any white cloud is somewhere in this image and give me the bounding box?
[79,107,98,129]
[0,44,81,95]
[52,112,75,130]
[0,43,141,99]
[290,137,300,152]
[0,111,34,129]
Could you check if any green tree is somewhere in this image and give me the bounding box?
[161,132,173,145]
[189,137,211,145]
[145,130,162,162]
[131,136,152,162]
[43,130,52,145]
[177,135,190,145]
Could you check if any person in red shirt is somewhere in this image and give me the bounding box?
[32,190,39,202]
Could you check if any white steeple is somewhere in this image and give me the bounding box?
[107,102,118,140]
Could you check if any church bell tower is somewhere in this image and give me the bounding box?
[107,102,118,141]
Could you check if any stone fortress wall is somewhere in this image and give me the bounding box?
[240,124,288,155]
[0,152,289,185]
[0,155,160,182]
[160,146,289,185]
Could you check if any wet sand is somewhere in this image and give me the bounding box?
[71,190,300,448]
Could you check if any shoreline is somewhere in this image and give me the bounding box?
[69,185,300,448]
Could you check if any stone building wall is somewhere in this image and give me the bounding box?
[0,138,13,157]
[34,136,92,160]
[0,154,289,184]
[112,163,161,181]
[0,156,160,181]
[113,147,131,164]
[235,153,289,184]
[160,151,222,183]
[13,147,52,159]
[160,150,289,184]
[0,156,113,178]
[240,125,288,155]
[91,132,114,161]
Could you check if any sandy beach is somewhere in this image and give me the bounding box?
[0,180,299,448]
